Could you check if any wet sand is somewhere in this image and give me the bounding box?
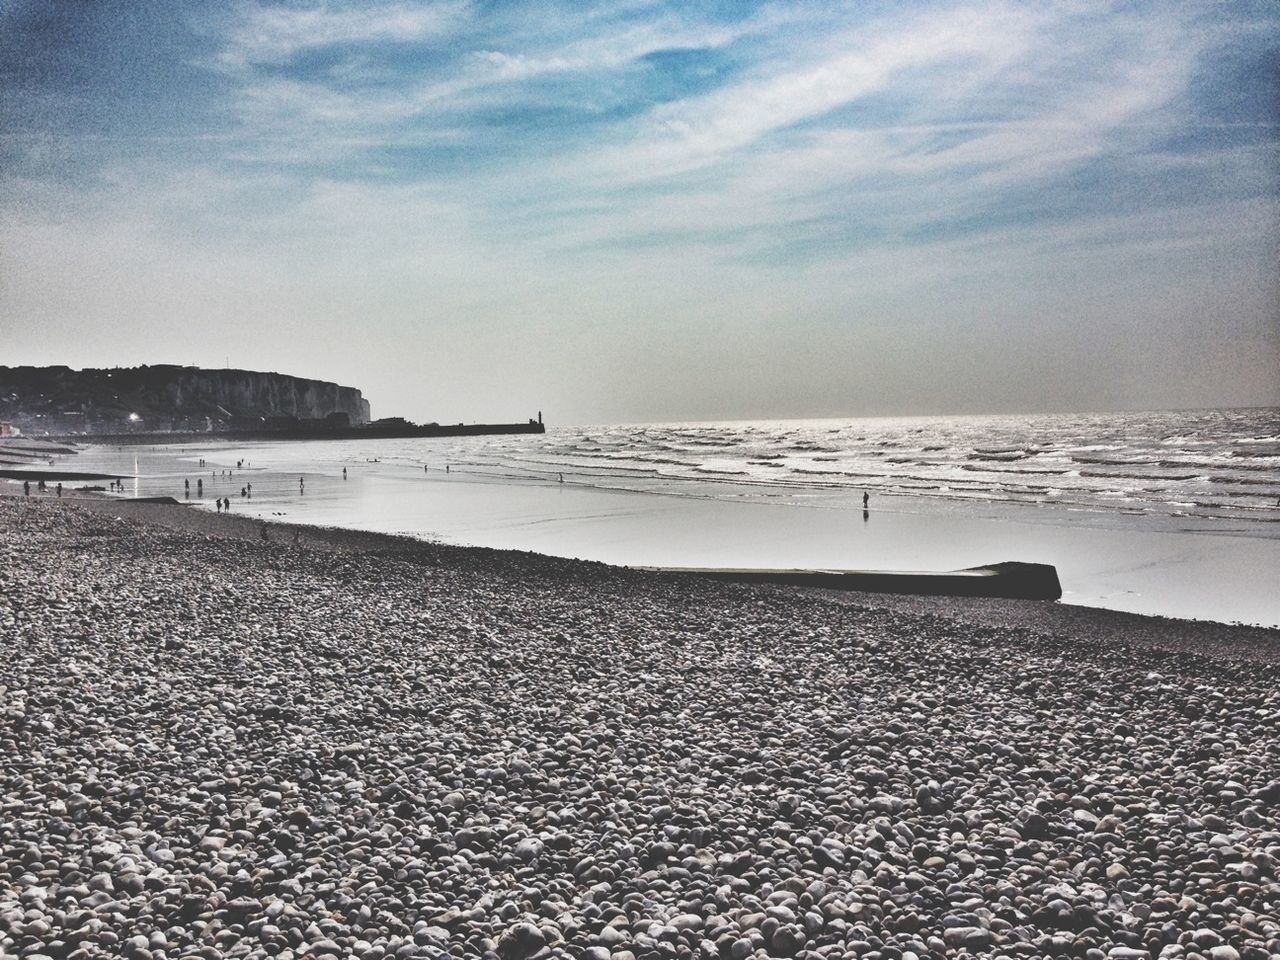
[2,493,1279,960]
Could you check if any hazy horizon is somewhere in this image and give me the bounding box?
[3,0,1277,425]
[9,357,1280,427]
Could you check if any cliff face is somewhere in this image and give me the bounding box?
[161,369,371,423]
[0,365,371,434]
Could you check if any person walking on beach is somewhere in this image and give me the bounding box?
[299,476,305,494]
[343,467,347,480]
[56,482,62,498]
[863,491,869,509]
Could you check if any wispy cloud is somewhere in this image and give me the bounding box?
[218,0,471,66]
[591,4,1042,180]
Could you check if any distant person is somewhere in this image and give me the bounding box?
[445,465,449,474]
[862,491,869,509]
[241,487,247,498]
[56,482,62,498]
[246,482,252,495]
[424,464,428,473]
[184,479,190,497]
[299,476,305,493]
[342,467,347,480]
[197,478,203,496]
[559,473,564,484]
[23,480,30,496]
[215,498,221,514]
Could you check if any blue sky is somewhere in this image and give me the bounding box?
[2,0,1276,423]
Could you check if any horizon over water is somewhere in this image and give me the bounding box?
[51,406,1280,628]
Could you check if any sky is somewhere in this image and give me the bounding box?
[1,0,1277,425]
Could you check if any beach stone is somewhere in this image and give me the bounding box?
[497,922,545,959]
[512,838,543,862]
[943,926,991,950]
[1,495,1277,960]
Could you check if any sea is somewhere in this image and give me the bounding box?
[49,407,1280,627]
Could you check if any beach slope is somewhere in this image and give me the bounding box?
[1,495,1278,959]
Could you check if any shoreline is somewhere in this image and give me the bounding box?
[22,435,1280,628]
[59,482,1280,630]
[9,488,1280,659]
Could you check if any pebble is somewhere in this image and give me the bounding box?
[0,496,1277,960]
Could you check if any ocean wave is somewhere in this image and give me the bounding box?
[1078,470,1202,482]
[959,464,1070,475]
[967,452,1029,462]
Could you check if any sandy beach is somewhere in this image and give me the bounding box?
[2,493,1279,960]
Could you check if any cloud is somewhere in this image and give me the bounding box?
[587,4,1042,180]
[218,0,471,67]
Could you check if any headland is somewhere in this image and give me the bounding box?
[0,364,544,441]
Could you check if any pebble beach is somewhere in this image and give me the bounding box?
[2,494,1278,960]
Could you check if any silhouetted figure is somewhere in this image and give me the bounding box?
[299,476,305,494]
[184,479,190,497]
[197,479,203,496]
[23,480,30,496]
[247,483,252,495]
[559,473,564,484]
[343,467,347,480]
[56,482,62,498]
[241,487,247,498]
[862,491,869,509]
